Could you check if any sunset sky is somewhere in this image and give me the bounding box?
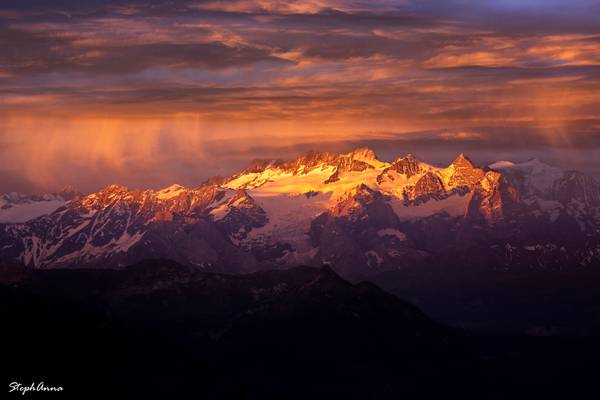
[1,0,600,193]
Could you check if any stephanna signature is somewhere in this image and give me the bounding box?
[8,382,63,395]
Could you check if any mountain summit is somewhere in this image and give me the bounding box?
[1,148,599,276]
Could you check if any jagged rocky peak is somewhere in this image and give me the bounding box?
[390,154,423,177]
[413,172,445,198]
[350,183,377,197]
[282,147,381,173]
[376,154,419,184]
[332,183,374,204]
[104,183,130,194]
[3,147,600,274]
[330,184,381,217]
[80,184,152,210]
[55,185,82,201]
[329,156,374,181]
[280,150,337,174]
[451,153,475,168]
[228,189,258,207]
[333,183,372,200]
[447,153,485,188]
[402,153,417,162]
[555,170,600,207]
[243,158,284,174]
[254,148,375,184]
[479,171,505,191]
[216,189,268,241]
[202,175,228,187]
[157,184,185,197]
[231,147,382,183]
[467,171,521,224]
[163,183,184,191]
[345,147,378,162]
[301,150,335,162]
[88,184,131,200]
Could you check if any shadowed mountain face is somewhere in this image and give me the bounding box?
[1,260,482,399]
[1,148,599,279]
[4,260,600,399]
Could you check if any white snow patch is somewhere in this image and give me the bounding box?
[225,168,294,190]
[244,192,330,245]
[499,159,564,197]
[114,231,145,253]
[156,184,185,200]
[0,200,66,223]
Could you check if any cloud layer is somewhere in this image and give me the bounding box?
[1,0,599,192]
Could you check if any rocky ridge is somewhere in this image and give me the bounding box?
[0,148,599,276]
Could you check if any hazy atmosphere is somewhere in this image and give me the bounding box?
[2,0,600,193]
[4,3,600,399]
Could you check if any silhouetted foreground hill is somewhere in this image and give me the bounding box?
[2,260,481,399]
[371,263,600,334]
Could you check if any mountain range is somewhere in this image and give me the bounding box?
[0,259,492,399]
[3,258,598,399]
[1,148,599,278]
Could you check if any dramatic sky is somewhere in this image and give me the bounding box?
[1,0,600,193]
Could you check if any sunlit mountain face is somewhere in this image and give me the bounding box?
[2,148,599,275]
[2,1,600,399]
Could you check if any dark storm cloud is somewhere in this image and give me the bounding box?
[0,27,287,77]
[0,27,72,74]
[3,1,600,76]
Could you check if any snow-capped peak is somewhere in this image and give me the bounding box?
[157,184,185,200]
[345,147,376,159]
[2,148,600,273]
[0,191,68,223]
[490,158,564,198]
[488,160,515,169]
[342,147,387,168]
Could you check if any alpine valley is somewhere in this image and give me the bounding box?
[1,148,599,278]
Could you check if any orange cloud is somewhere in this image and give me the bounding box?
[192,0,406,14]
[1,0,600,192]
[425,51,520,68]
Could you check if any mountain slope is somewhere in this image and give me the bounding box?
[0,187,80,223]
[1,260,479,399]
[1,148,599,276]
